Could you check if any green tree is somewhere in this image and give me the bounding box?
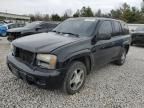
[73,10,80,17]
[120,3,142,23]
[51,14,61,21]
[110,9,122,19]
[80,6,94,17]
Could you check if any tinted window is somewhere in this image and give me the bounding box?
[8,24,17,29]
[121,22,129,35]
[40,23,48,28]
[48,24,57,30]
[49,24,57,28]
[98,21,112,36]
[113,21,122,36]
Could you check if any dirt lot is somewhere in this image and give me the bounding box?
[0,37,144,108]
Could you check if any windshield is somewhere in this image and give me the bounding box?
[25,21,41,28]
[136,26,144,31]
[53,18,97,36]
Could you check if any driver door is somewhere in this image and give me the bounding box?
[92,20,115,67]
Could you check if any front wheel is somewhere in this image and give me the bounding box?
[7,36,15,42]
[63,61,87,95]
[114,48,127,66]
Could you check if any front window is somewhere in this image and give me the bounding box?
[53,18,97,36]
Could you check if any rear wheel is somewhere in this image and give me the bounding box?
[114,48,127,66]
[63,61,87,95]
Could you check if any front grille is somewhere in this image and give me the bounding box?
[15,47,35,64]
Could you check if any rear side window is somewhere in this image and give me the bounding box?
[47,24,57,30]
[8,24,16,29]
[40,23,48,28]
[121,22,129,35]
[113,21,122,36]
[48,24,57,28]
[98,21,112,36]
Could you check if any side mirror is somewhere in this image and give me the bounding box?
[97,33,111,40]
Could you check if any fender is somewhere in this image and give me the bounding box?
[122,35,131,46]
[60,49,95,71]
[65,49,91,61]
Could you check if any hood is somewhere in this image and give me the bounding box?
[8,27,30,32]
[12,32,82,53]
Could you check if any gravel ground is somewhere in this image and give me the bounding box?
[0,37,10,64]
[0,37,144,108]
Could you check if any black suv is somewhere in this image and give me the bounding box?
[7,18,131,94]
[131,26,144,45]
[7,21,59,42]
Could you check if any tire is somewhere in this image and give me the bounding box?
[114,48,127,66]
[63,61,87,95]
[7,36,14,42]
[131,42,134,46]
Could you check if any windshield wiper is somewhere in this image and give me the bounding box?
[52,30,59,33]
[52,31,79,37]
[62,32,79,37]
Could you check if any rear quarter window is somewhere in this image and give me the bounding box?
[120,22,129,35]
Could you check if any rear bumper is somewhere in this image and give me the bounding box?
[7,53,67,89]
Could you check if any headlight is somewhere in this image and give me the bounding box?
[37,54,57,69]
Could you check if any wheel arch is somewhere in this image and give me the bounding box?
[63,51,93,74]
[124,44,130,54]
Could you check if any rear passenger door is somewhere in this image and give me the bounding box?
[93,20,115,67]
[111,21,124,58]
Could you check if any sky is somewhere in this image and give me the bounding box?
[0,0,143,15]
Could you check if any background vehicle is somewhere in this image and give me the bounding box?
[5,23,25,30]
[131,26,144,45]
[7,21,59,42]
[7,18,131,95]
[0,23,25,37]
[0,24,7,37]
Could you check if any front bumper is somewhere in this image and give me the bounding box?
[7,53,67,89]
